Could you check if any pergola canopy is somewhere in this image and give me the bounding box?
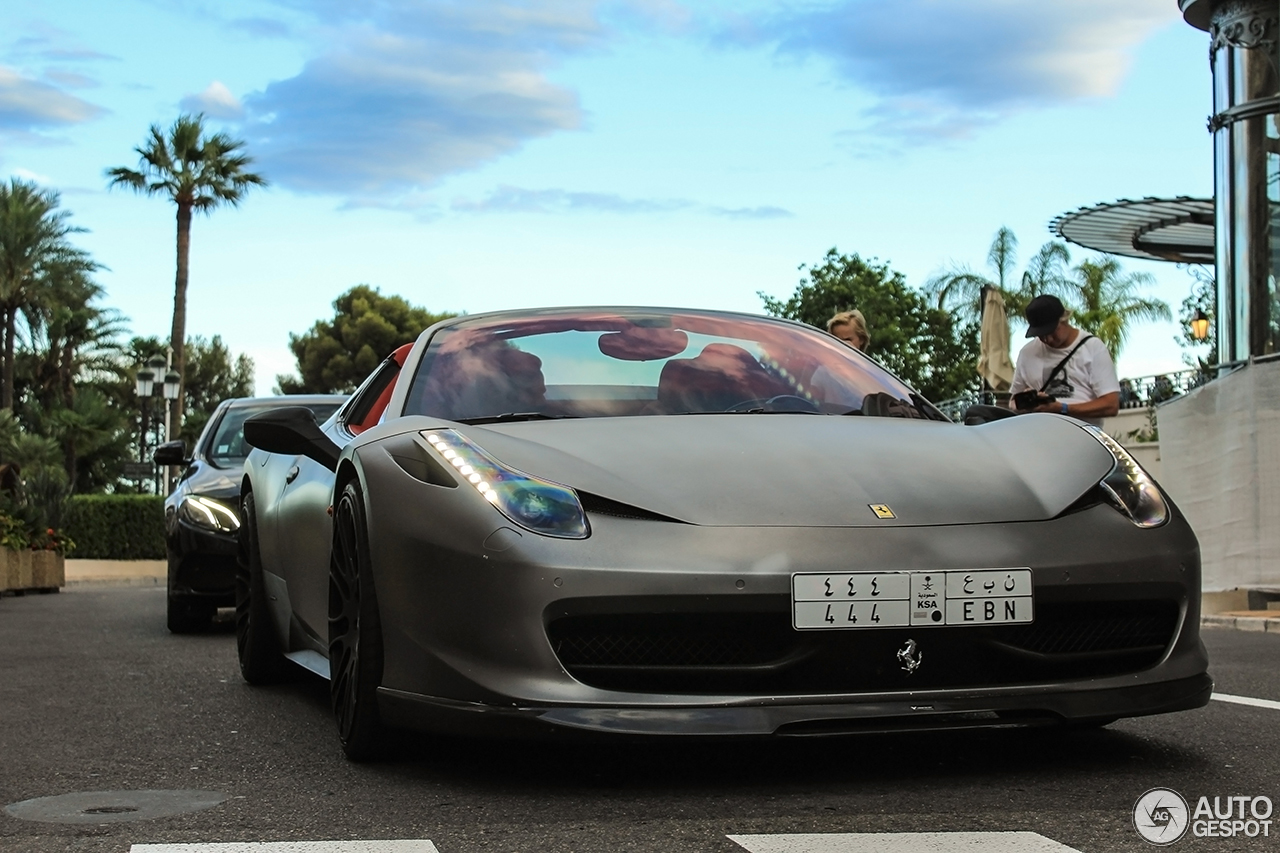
[1050,197,1214,265]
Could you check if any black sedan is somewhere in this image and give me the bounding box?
[238,307,1210,759]
[157,395,345,633]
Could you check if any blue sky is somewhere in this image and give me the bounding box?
[1,0,1213,395]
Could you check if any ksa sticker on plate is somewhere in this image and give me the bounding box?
[791,569,1033,630]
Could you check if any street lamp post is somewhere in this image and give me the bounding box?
[135,354,181,493]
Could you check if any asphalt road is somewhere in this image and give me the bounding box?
[1,586,1278,853]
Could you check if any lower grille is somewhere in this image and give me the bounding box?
[998,600,1179,655]
[552,613,799,669]
[547,599,1180,695]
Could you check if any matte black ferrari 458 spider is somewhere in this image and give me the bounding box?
[238,307,1210,758]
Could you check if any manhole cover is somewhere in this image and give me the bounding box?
[4,790,226,824]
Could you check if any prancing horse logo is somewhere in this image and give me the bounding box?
[897,639,922,675]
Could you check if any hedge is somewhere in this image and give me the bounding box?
[63,495,167,560]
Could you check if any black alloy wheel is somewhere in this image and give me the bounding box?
[235,490,289,684]
[328,478,386,761]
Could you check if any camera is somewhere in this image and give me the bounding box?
[1012,390,1053,411]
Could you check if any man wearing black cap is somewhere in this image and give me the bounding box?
[1009,295,1120,426]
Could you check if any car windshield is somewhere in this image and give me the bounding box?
[403,310,944,422]
[207,401,344,466]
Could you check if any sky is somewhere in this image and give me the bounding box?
[0,0,1215,396]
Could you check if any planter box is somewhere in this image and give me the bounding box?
[11,549,32,591]
[0,549,63,593]
[31,550,64,591]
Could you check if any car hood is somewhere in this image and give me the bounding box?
[177,460,242,501]
[461,414,1116,527]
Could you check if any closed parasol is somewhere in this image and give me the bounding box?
[977,286,1015,392]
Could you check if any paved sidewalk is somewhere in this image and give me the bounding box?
[1201,610,1280,633]
[63,559,165,587]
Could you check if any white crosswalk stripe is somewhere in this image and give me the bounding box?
[1212,691,1280,711]
[127,832,1086,852]
[727,832,1083,853]
[130,842,439,852]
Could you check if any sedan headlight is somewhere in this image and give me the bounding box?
[1083,426,1168,528]
[421,430,589,539]
[178,495,241,533]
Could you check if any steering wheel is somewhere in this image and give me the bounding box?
[725,394,821,414]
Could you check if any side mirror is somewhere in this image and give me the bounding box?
[243,406,342,471]
[153,440,189,467]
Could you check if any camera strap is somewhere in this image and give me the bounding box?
[1039,334,1094,393]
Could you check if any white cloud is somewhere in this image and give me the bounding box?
[241,1,610,199]
[451,185,793,218]
[0,64,103,131]
[179,81,245,120]
[453,185,691,214]
[10,167,51,183]
[733,0,1177,138]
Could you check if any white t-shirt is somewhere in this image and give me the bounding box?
[1010,332,1120,426]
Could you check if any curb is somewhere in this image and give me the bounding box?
[1201,614,1280,633]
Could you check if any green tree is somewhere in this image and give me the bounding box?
[106,114,267,440]
[760,249,978,402]
[17,272,132,492]
[0,179,98,411]
[1069,258,1172,359]
[279,285,456,393]
[925,227,1073,323]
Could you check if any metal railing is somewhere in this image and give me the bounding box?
[935,354,1280,421]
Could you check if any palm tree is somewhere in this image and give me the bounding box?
[1011,241,1073,318]
[926,227,1075,325]
[925,227,1020,326]
[1069,257,1172,359]
[0,179,94,411]
[106,113,267,438]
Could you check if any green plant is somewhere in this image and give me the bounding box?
[0,511,27,551]
[62,494,165,560]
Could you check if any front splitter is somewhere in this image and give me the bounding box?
[377,672,1212,738]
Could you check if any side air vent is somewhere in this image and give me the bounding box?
[576,491,686,523]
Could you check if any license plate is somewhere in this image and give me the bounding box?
[792,569,1033,630]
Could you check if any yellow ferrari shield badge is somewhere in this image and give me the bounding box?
[869,504,896,519]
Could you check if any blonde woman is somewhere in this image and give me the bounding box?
[826,309,869,350]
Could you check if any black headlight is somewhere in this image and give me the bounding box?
[1082,426,1168,528]
[178,495,241,533]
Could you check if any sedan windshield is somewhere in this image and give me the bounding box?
[206,401,344,466]
[403,310,944,422]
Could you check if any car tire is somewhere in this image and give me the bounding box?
[329,477,386,761]
[166,594,214,634]
[236,490,289,684]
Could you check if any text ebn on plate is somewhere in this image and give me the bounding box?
[791,569,1034,630]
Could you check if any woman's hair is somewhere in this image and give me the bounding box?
[826,309,870,349]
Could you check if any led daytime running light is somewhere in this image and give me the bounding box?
[179,495,241,533]
[1082,426,1168,528]
[422,430,589,539]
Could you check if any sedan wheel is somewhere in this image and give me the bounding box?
[235,491,289,684]
[329,479,385,761]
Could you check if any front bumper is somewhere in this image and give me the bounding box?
[166,517,238,601]
[363,470,1209,736]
